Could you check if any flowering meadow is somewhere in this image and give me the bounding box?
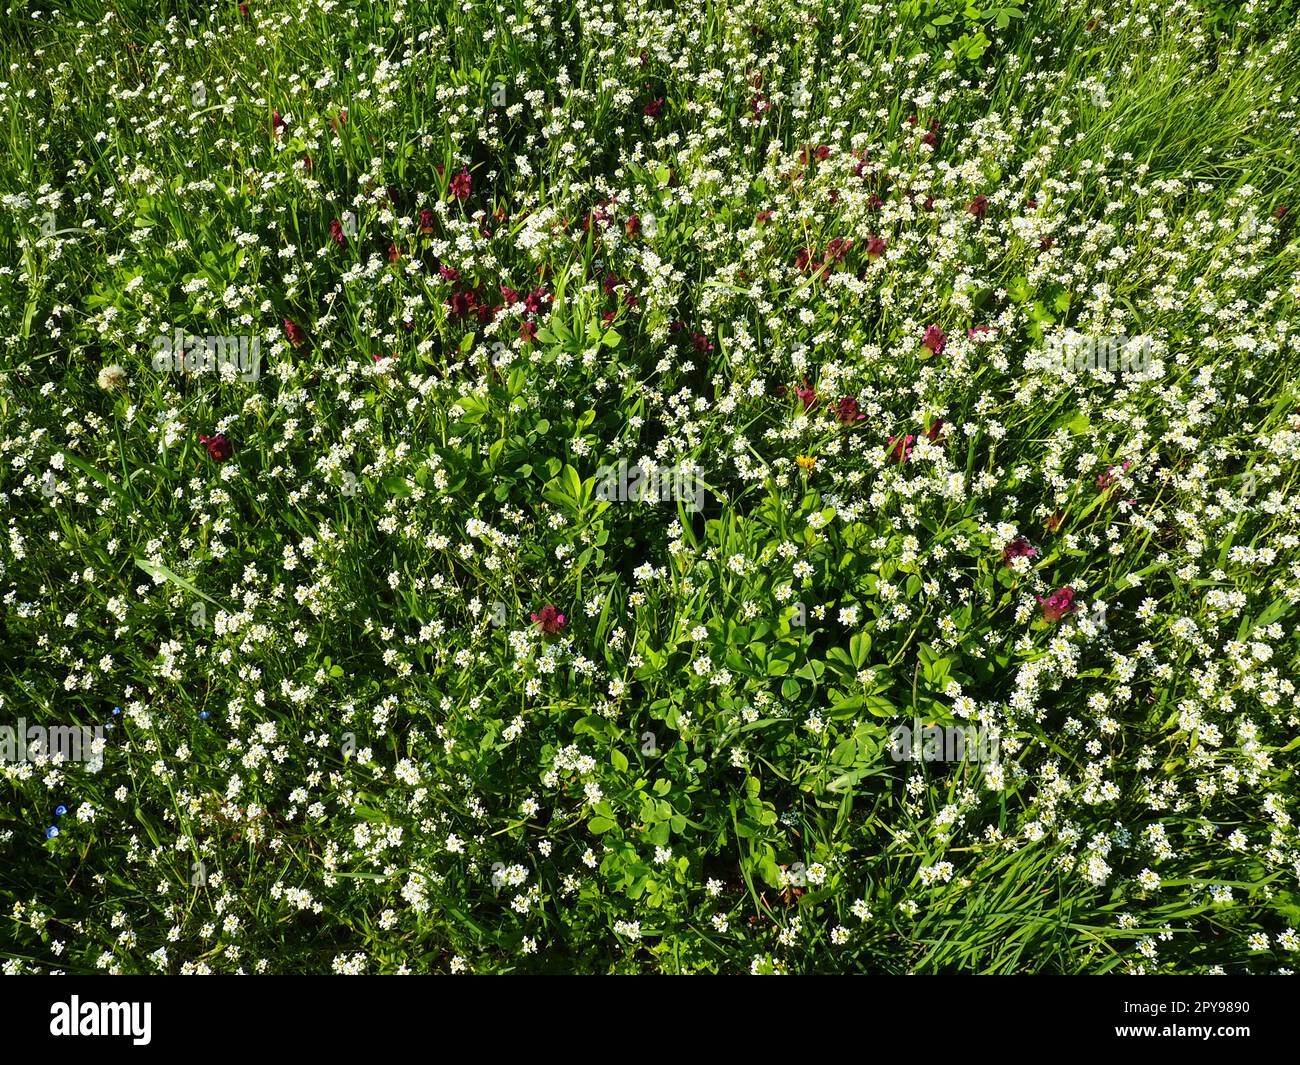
[2,0,1300,976]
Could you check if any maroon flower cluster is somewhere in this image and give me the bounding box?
[531,604,566,635]
[1002,538,1037,567]
[198,433,233,462]
[1038,587,1078,623]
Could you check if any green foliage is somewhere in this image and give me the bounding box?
[0,0,1298,976]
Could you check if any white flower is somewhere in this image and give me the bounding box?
[97,364,130,391]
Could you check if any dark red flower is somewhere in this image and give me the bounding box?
[1002,538,1038,567]
[476,300,499,325]
[690,332,714,354]
[283,318,306,348]
[626,214,641,237]
[331,108,347,133]
[438,264,460,283]
[887,434,915,463]
[272,109,285,136]
[921,324,947,356]
[388,242,402,263]
[756,209,774,225]
[447,291,473,321]
[834,396,865,424]
[328,218,347,248]
[866,234,887,258]
[1047,511,1065,534]
[924,418,946,443]
[825,236,852,263]
[239,2,249,19]
[1038,587,1077,623]
[519,320,538,344]
[795,380,816,411]
[449,168,472,201]
[643,98,664,118]
[1275,205,1288,220]
[531,604,566,634]
[1096,460,1133,491]
[524,287,551,315]
[500,284,520,305]
[198,434,232,462]
[967,194,988,219]
[419,208,435,234]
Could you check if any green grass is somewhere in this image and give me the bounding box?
[1,0,1299,974]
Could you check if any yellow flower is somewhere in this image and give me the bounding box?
[796,454,817,473]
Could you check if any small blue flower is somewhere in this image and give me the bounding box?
[46,826,60,839]
[199,710,210,720]
[112,706,122,715]
[55,805,67,817]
